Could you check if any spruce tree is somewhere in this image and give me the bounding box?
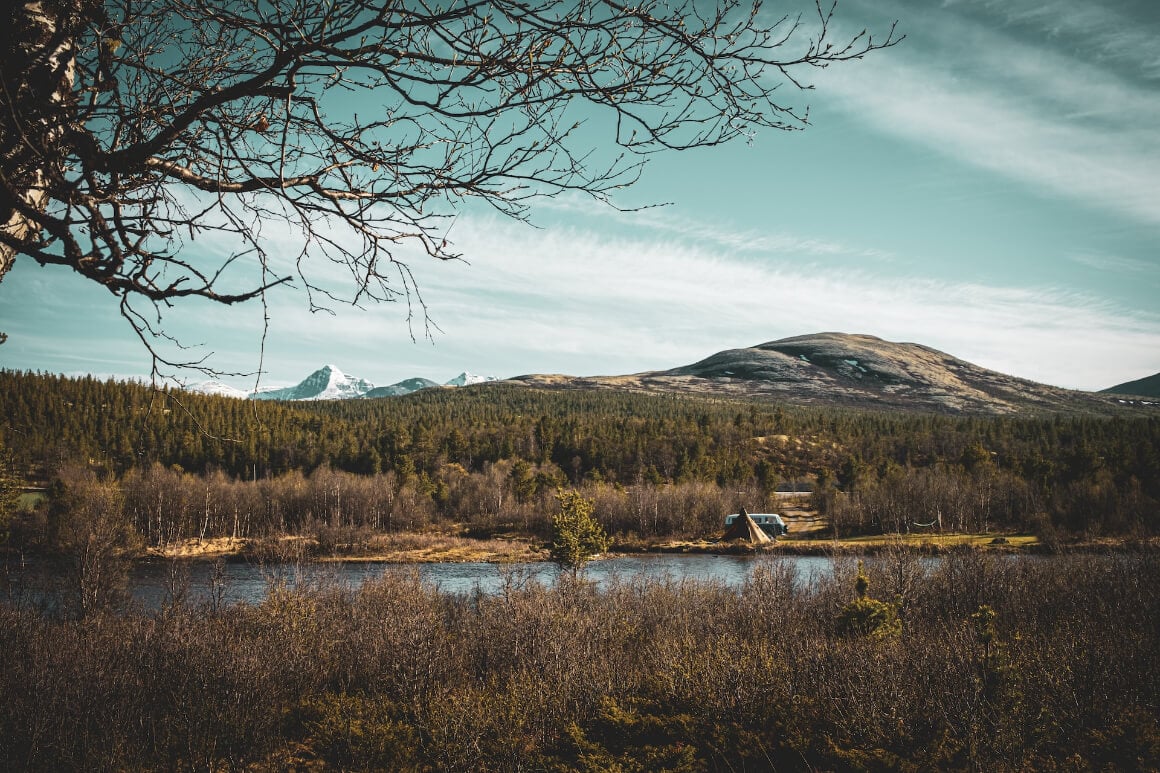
[550,489,610,575]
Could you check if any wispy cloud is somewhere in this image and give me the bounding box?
[941,0,1160,80]
[535,195,896,261]
[386,214,1160,390]
[1069,250,1157,276]
[6,206,1157,391]
[819,0,1160,225]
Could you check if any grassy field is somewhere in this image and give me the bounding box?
[829,532,1038,549]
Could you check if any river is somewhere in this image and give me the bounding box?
[3,553,838,610]
[130,553,839,607]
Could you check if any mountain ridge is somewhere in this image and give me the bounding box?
[510,332,1151,415]
[190,368,496,401]
[250,364,375,401]
[1102,372,1160,398]
[186,333,1154,415]
[362,377,442,399]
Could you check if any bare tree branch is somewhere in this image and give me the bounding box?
[0,0,901,373]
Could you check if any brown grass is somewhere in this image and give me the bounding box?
[144,523,1159,566]
[143,529,547,564]
[147,536,250,559]
[836,532,1039,550]
[317,531,547,563]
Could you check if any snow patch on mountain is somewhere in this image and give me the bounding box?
[183,366,499,401]
[362,377,441,398]
[187,381,250,400]
[446,371,498,387]
[251,364,376,401]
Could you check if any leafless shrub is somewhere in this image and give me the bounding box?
[2,553,1158,769]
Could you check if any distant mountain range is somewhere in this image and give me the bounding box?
[189,366,496,401]
[186,333,1156,415]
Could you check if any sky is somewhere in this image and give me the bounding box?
[2,0,1159,392]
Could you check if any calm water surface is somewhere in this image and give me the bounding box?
[2,553,837,610]
[130,553,836,607]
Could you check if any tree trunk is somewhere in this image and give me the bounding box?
[0,2,79,286]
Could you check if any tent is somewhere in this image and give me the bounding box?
[722,508,773,543]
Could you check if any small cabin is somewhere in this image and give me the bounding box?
[724,512,788,537]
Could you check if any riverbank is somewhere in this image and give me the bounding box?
[616,532,1160,557]
[134,529,1160,564]
[144,531,549,564]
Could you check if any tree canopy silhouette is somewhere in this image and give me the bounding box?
[1,0,897,362]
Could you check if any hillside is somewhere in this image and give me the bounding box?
[1103,372,1160,398]
[512,332,1142,415]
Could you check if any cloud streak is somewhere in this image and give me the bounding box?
[941,0,1160,80]
[535,194,897,261]
[388,214,1160,391]
[1069,250,1158,276]
[819,0,1160,225]
[5,191,1156,392]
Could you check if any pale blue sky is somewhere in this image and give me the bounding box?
[2,0,1158,392]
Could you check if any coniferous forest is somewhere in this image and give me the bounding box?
[2,369,1158,548]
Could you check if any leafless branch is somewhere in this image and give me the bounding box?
[1,0,901,373]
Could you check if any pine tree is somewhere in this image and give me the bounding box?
[550,489,610,575]
[835,561,902,639]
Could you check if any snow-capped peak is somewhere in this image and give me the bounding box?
[187,380,250,400]
[446,371,498,387]
[185,365,500,401]
[251,364,376,401]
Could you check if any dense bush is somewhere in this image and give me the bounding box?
[1,553,1157,771]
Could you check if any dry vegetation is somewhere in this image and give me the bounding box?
[2,368,1157,769]
[1,551,1157,771]
[148,536,249,560]
[310,529,546,563]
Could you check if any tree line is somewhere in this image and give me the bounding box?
[2,369,1159,543]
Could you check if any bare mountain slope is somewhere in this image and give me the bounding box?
[1102,372,1160,398]
[512,333,1144,415]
